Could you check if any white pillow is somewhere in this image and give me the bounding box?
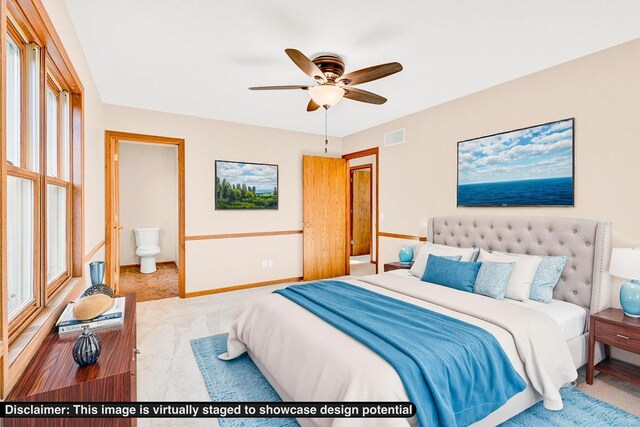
[409,242,477,278]
[477,249,542,302]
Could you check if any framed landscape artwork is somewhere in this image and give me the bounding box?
[215,160,278,210]
[457,118,574,207]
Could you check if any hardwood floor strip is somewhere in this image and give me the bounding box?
[82,240,105,264]
[185,276,303,298]
[119,261,176,269]
[185,230,303,241]
[379,232,427,242]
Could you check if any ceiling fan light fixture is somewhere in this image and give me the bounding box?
[308,85,344,108]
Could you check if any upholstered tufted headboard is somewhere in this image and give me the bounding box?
[427,215,611,315]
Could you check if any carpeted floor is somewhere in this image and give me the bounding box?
[136,280,640,427]
[349,255,376,276]
[191,333,640,427]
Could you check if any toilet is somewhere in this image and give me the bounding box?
[134,227,161,274]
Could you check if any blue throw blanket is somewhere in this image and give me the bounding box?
[274,281,526,427]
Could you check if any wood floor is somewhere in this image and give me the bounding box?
[119,262,179,302]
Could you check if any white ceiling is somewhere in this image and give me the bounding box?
[65,0,640,137]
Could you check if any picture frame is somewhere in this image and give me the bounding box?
[215,160,279,210]
[457,118,575,207]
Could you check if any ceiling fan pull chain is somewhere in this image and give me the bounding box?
[324,106,328,154]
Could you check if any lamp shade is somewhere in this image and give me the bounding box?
[308,85,344,107]
[609,248,640,279]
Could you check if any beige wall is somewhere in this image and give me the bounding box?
[42,0,105,280]
[102,104,341,293]
[118,142,178,265]
[342,39,640,364]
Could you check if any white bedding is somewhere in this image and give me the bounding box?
[388,269,588,341]
[221,272,578,426]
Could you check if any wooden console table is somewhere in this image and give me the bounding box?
[6,294,137,427]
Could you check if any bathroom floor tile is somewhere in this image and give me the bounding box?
[119,262,179,302]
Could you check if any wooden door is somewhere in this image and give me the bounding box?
[106,137,121,294]
[351,169,371,256]
[113,141,120,293]
[303,155,348,281]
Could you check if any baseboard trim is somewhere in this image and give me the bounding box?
[119,261,176,269]
[185,276,303,298]
[379,232,427,242]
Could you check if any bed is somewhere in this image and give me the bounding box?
[221,215,612,426]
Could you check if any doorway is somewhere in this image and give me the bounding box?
[343,147,379,276]
[349,165,375,276]
[105,131,186,299]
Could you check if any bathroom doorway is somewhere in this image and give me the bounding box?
[105,131,185,300]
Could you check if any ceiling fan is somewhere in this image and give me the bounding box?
[249,49,403,111]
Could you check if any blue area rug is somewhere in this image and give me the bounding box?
[190,333,298,427]
[191,333,640,427]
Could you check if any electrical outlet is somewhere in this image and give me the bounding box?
[268,260,273,268]
[261,260,268,269]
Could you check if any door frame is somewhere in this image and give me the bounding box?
[349,164,373,260]
[104,130,186,297]
[343,147,379,274]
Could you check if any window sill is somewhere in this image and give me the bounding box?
[6,277,85,394]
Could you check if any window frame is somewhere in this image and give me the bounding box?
[5,20,42,336]
[6,21,26,169]
[5,166,41,336]
[44,67,72,300]
[4,3,82,343]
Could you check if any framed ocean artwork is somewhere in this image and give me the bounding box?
[215,160,278,210]
[457,118,574,207]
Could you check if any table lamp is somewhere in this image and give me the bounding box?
[609,248,640,317]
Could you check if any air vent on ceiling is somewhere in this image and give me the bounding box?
[384,128,405,147]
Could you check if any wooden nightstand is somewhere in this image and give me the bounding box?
[384,262,413,272]
[588,308,640,387]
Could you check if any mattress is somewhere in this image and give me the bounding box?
[387,269,587,341]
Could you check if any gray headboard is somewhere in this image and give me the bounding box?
[427,215,611,315]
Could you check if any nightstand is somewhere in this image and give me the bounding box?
[384,262,413,272]
[588,308,640,387]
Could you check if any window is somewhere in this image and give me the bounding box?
[7,176,36,320]
[6,35,21,167]
[44,72,72,296]
[46,86,58,177]
[4,13,80,341]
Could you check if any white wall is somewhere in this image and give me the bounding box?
[103,104,342,293]
[42,0,105,280]
[118,142,178,265]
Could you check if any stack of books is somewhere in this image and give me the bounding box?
[57,297,126,334]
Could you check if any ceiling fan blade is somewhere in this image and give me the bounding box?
[285,49,327,83]
[344,87,387,105]
[338,62,402,86]
[307,99,320,112]
[249,85,309,90]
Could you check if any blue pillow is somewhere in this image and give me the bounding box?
[474,262,514,300]
[529,256,568,303]
[438,255,463,262]
[421,255,481,293]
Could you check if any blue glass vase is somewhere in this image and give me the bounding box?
[620,279,640,318]
[89,261,105,286]
[399,246,414,265]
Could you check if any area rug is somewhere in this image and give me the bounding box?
[191,333,640,427]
